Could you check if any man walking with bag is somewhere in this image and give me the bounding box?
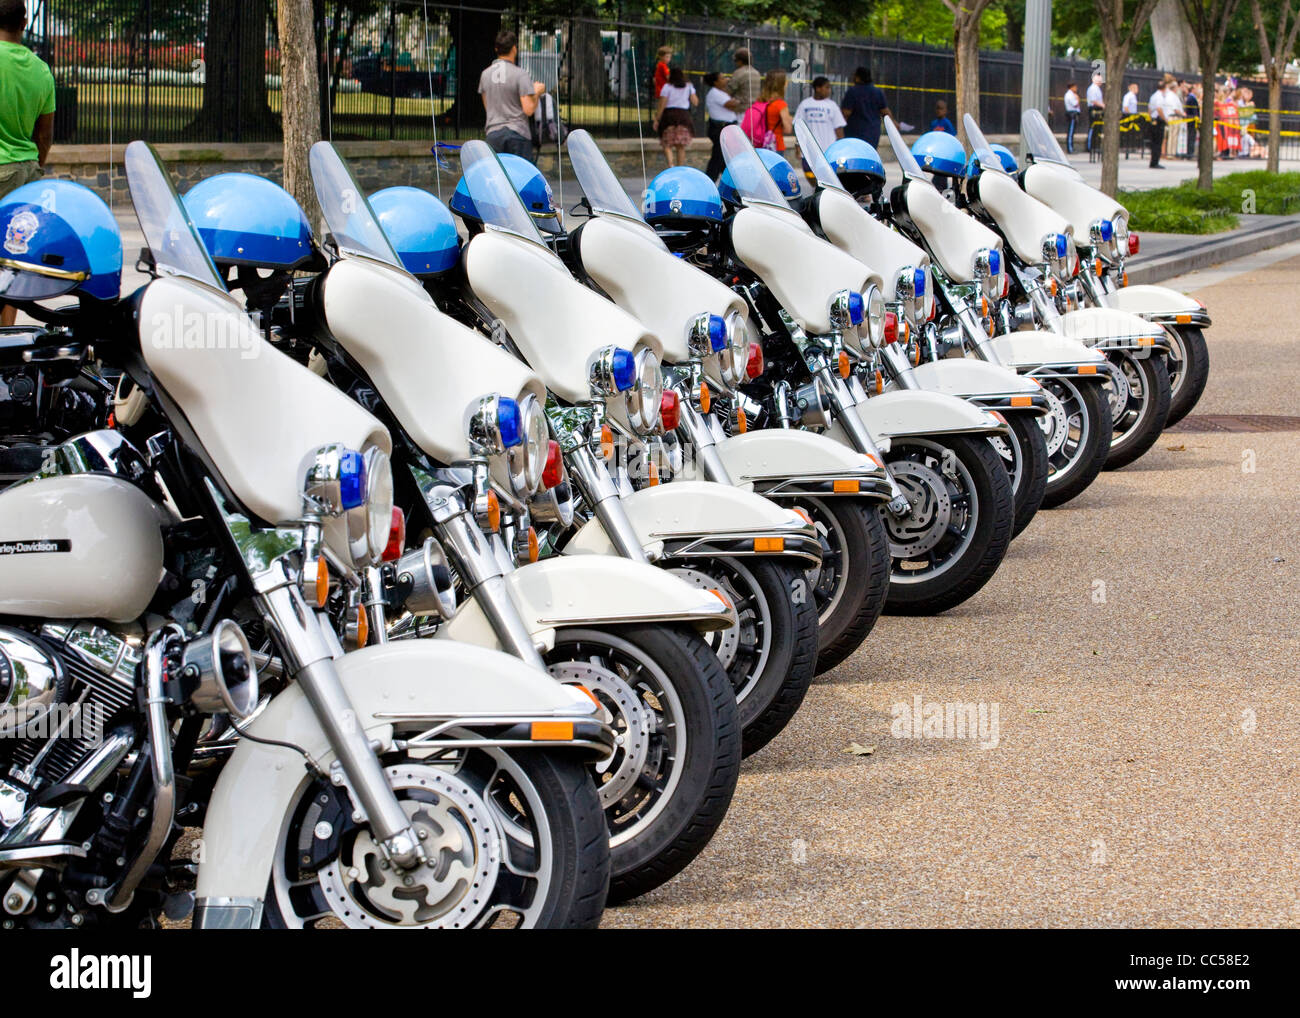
[479,29,545,163]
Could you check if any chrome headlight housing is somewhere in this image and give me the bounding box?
[716,309,751,387]
[895,265,930,328]
[300,442,393,568]
[828,288,865,331]
[973,246,1001,299]
[686,313,727,360]
[466,393,525,456]
[1042,231,1070,277]
[624,347,664,435]
[505,392,549,496]
[587,345,637,398]
[860,284,886,348]
[1111,215,1129,256]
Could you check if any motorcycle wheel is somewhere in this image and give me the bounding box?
[1163,326,1210,427]
[1103,350,1171,470]
[545,625,740,904]
[990,410,1049,539]
[1039,375,1112,509]
[666,556,819,758]
[265,740,609,928]
[794,496,889,675]
[880,434,1014,616]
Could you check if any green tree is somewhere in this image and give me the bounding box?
[1250,0,1300,171]
[1180,0,1243,188]
[1093,0,1161,196]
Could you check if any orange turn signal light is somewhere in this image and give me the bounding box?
[833,479,860,493]
[355,605,368,648]
[736,408,748,434]
[753,537,785,552]
[527,526,539,563]
[1078,364,1098,374]
[838,351,851,378]
[698,382,711,414]
[314,555,329,608]
[1175,314,1191,324]
[531,721,574,741]
[874,370,883,394]
[648,459,660,486]
[1010,395,1032,407]
[600,423,615,460]
[484,490,501,533]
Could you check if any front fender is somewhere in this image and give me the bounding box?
[444,553,737,642]
[989,330,1110,372]
[193,640,601,925]
[899,358,1043,400]
[564,480,821,565]
[682,428,892,500]
[1056,307,1169,353]
[1105,284,1211,326]
[827,389,1003,444]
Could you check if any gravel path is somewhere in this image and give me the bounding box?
[602,252,1300,928]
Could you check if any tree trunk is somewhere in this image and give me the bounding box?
[1152,0,1199,70]
[1197,60,1217,189]
[1268,68,1282,173]
[277,0,322,230]
[195,0,276,141]
[1099,41,1132,196]
[953,18,981,147]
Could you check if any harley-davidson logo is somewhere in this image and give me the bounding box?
[3,210,39,256]
[0,539,71,555]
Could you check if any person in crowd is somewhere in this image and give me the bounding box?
[841,65,890,147]
[653,45,672,99]
[1086,72,1105,152]
[1216,82,1240,159]
[756,69,793,151]
[1147,77,1168,168]
[794,75,846,152]
[1121,81,1140,154]
[0,0,56,327]
[1184,82,1200,160]
[728,48,761,116]
[703,70,736,179]
[652,65,698,167]
[1063,82,1081,153]
[1238,86,1259,158]
[479,29,545,162]
[1122,81,1140,118]
[928,99,955,134]
[1164,77,1186,159]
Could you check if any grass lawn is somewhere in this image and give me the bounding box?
[1118,171,1300,234]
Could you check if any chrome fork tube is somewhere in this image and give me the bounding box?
[362,565,389,646]
[677,399,734,484]
[567,445,651,563]
[879,344,921,390]
[955,305,1006,365]
[812,364,909,509]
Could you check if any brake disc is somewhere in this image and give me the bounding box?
[548,659,652,810]
[883,459,951,558]
[318,764,500,929]
[670,565,741,668]
[1037,385,1072,457]
[1102,359,1131,417]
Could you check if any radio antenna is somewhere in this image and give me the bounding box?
[630,44,647,197]
[553,31,564,214]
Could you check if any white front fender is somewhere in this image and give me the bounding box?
[194,640,598,922]
[897,358,1041,399]
[1055,306,1166,346]
[564,480,819,562]
[441,553,736,645]
[1105,284,1210,325]
[826,389,1001,445]
[989,330,1109,371]
[678,428,889,497]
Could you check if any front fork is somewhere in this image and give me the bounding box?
[566,444,653,564]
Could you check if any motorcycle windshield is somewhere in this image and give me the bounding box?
[719,124,793,210]
[125,141,226,292]
[883,116,928,182]
[963,114,1006,175]
[458,140,557,256]
[567,129,662,242]
[794,119,847,193]
[309,142,404,269]
[1022,108,1071,166]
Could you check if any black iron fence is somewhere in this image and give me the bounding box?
[24,0,1300,156]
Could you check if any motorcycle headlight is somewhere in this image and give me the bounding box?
[506,393,549,495]
[345,446,394,567]
[466,393,525,456]
[1112,215,1129,254]
[624,347,664,435]
[587,345,637,397]
[717,309,751,387]
[861,284,886,348]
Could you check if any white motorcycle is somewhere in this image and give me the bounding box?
[559,128,894,672]
[790,118,1052,537]
[0,143,615,929]
[1019,108,1211,427]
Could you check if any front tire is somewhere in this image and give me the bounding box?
[881,434,1014,615]
[1163,326,1210,426]
[1039,374,1112,509]
[991,410,1049,539]
[666,556,819,757]
[1104,350,1171,469]
[545,625,740,904]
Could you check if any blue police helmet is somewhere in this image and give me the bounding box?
[183,173,314,269]
[823,138,886,195]
[0,180,122,303]
[911,131,968,178]
[719,148,801,205]
[451,153,560,234]
[368,186,460,277]
[966,142,1020,178]
[644,166,723,225]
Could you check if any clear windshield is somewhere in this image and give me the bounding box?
[1021,109,1070,166]
[309,142,404,268]
[794,119,847,192]
[125,141,226,291]
[883,116,927,181]
[719,125,793,209]
[963,114,1005,175]
[458,140,554,251]
[567,129,657,233]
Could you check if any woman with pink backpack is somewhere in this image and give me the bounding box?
[741,70,794,151]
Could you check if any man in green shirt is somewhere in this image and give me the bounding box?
[0,0,55,325]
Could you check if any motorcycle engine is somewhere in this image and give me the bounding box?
[0,625,139,833]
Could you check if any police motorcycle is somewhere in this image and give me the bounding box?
[0,147,616,929]
[181,152,743,905]
[653,123,1016,617]
[787,120,1050,538]
[941,115,1173,471]
[1019,108,1210,427]
[869,118,1131,501]
[537,129,894,675]
[393,142,825,759]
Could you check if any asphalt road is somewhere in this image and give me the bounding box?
[602,248,1300,928]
